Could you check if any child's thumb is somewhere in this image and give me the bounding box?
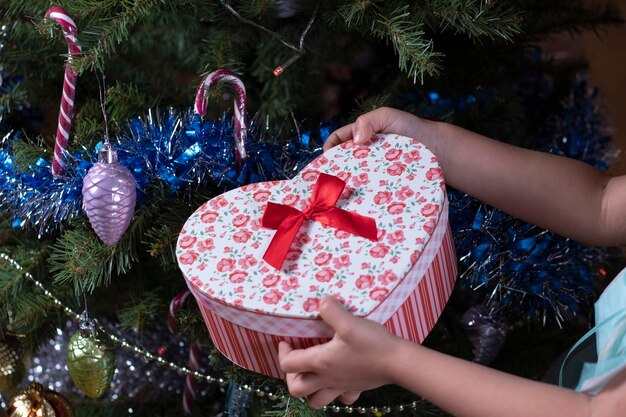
[319,296,355,335]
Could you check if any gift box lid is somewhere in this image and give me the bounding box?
[177,134,447,320]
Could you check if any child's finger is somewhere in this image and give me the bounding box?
[279,342,325,374]
[307,388,344,410]
[338,391,360,405]
[324,124,354,151]
[319,296,357,337]
[285,372,323,398]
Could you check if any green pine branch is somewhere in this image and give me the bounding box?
[371,6,442,83]
[424,0,522,41]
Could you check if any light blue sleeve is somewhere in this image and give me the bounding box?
[574,268,626,394]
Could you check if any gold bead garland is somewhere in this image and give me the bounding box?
[1,252,424,415]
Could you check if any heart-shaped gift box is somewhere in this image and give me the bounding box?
[177,133,457,378]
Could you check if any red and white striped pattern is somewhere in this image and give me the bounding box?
[168,291,201,415]
[46,6,81,177]
[194,69,247,164]
[192,221,457,378]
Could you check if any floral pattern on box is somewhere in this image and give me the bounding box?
[177,134,446,318]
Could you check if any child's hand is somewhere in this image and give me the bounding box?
[323,107,434,151]
[278,296,403,409]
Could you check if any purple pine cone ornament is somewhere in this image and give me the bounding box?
[82,145,136,245]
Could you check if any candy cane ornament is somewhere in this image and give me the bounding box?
[195,69,248,164]
[168,291,201,415]
[46,6,81,177]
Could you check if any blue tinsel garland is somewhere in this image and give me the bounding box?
[0,110,332,236]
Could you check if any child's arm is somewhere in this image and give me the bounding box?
[325,108,626,247]
[279,297,626,417]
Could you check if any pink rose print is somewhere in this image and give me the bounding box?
[228,270,248,284]
[233,299,243,308]
[426,167,443,181]
[340,140,355,149]
[263,289,284,305]
[178,235,197,249]
[424,218,437,234]
[197,238,215,252]
[301,170,320,182]
[374,191,392,205]
[233,230,253,243]
[334,230,350,239]
[281,277,300,291]
[352,173,369,187]
[378,270,398,285]
[384,148,403,161]
[387,162,407,176]
[286,249,302,262]
[352,147,371,158]
[315,268,336,282]
[179,251,199,265]
[241,183,260,192]
[310,155,328,168]
[282,194,300,206]
[403,149,421,163]
[369,287,390,301]
[387,201,406,215]
[395,186,414,201]
[394,217,404,225]
[217,258,236,272]
[232,214,251,227]
[238,254,258,268]
[262,274,281,288]
[249,218,262,231]
[421,203,439,217]
[200,210,219,223]
[314,252,333,266]
[387,230,405,245]
[355,274,375,289]
[303,297,320,312]
[235,286,244,293]
[410,250,422,265]
[336,171,352,183]
[369,243,390,258]
[253,190,272,202]
[209,196,228,209]
[332,254,351,269]
[340,186,354,200]
[352,172,370,187]
[295,232,312,246]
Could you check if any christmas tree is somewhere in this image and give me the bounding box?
[0,1,623,416]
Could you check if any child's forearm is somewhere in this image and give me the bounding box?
[418,120,624,246]
[390,340,593,417]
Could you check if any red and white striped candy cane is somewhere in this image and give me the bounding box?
[168,291,201,415]
[195,69,247,164]
[46,6,81,177]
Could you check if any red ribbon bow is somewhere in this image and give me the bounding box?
[261,173,378,270]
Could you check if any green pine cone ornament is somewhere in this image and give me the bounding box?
[66,329,116,398]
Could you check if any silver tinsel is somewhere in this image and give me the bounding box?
[22,319,213,402]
